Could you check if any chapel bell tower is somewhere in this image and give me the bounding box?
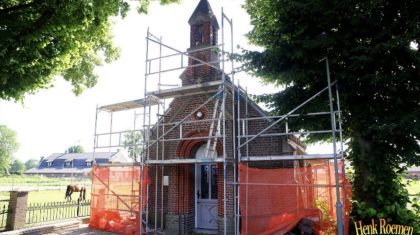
[183,0,220,85]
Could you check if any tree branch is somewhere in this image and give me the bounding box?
[0,1,38,15]
[16,1,58,40]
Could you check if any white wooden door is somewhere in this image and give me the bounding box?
[196,164,218,229]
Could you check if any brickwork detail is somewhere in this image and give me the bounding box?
[6,191,29,231]
[176,131,222,157]
[217,216,235,235]
[165,213,194,235]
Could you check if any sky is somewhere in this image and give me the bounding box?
[0,0,331,162]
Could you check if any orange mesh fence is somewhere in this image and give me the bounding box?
[239,160,352,235]
[89,165,148,235]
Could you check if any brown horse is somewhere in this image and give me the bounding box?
[65,184,86,201]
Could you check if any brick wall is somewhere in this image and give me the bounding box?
[145,87,296,234]
[190,22,215,46]
[183,47,220,85]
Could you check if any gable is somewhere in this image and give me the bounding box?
[155,82,305,153]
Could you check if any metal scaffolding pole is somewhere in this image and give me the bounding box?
[154,35,163,232]
[93,105,99,165]
[335,84,345,159]
[108,112,113,156]
[228,17,238,235]
[324,57,344,235]
[235,81,241,235]
[139,27,150,235]
[221,8,229,235]
[160,100,166,231]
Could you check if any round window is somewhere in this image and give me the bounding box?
[195,111,204,120]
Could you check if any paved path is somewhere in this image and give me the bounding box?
[44,224,117,235]
[1,221,117,235]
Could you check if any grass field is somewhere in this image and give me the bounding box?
[406,179,420,195]
[0,188,92,209]
[0,175,92,207]
[28,189,92,203]
[0,175,91,187]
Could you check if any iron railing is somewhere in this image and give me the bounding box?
[26,199,90,225]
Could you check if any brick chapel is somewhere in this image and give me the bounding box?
[146,0,305,234]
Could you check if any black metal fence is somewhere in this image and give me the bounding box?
[26,199,90,225]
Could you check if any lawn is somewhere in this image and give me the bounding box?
[406,179,420,196]
[0,175,91,187]
[0,188,92,209]
[27,189,92,204]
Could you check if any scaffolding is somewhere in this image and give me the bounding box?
[91,7,350,235]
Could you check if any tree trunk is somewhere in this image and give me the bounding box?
[349,132,416,226]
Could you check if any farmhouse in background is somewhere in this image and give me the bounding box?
[25,150,130,178]
[407,165,420,179]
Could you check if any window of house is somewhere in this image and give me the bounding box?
[86,161,92,167]
[47,162,52,167]
[64,161,72,167]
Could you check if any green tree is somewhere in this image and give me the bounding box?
[66,145,85,153]
[241,0,419,231]
[25,158,39,169]
[10,159,25,175]
[123,131,143,162]
[0,125,19,174]
[0,0,179,102]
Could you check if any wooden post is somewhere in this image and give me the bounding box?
[76,198,81,217]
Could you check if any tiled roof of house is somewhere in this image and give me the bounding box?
[407,165,420,172]
[25,151,130,174]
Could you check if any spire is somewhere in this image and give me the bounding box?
[182,0,221,85]
[188,0,219,29]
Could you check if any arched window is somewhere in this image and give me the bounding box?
[194,24,204,45]
[211,25,217,46]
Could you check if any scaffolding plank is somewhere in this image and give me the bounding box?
[240,154,343,161]
[99,97,159,112]
[147,80,223,98]
[147,158,224,165]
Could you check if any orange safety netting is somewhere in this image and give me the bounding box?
[89,165,148,235]
[239,160,352,235]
